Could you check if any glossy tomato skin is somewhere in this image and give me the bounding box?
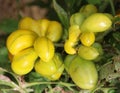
[81,13,112,32]
[64,55,98,90]
[11,48,38,75]
[34,36,55,62]
[34,53,64,81]
[79,4,97,17]
[80,32,95,47]
[6,29,38,55]
[78,45,99,60]
[70,12,86,27]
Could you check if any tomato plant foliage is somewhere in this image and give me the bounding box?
[0,0,120,93]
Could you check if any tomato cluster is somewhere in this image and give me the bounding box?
[64,4,112,89]
[6,17,64,81]
[6,4,113,90]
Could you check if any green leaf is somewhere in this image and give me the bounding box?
[113,55,120,72]
[112,32,120,42]
[0,19,18,34]
[53,0,69,29]
[25,72,49,93]
[0,80,16,88]
[99,61,115,81]
[86,0,101,4]
[0,47,11,71]
[64,0,76,9]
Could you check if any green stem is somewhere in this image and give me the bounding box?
[24,81,75,90]
[54,43,64,47]
[48,84,54,93]
[0,80,18,88]
[109,0,115,15]
[0,80,27,93]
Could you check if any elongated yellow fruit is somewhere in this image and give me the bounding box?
[68,25,81,42]
[18,17,41,36]
[34,36,55,62]
[11,48,38,75]
[81,13,112,32]
[64,40,76,55]
[6,29,38,55]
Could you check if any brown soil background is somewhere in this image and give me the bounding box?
[0,0,49,21]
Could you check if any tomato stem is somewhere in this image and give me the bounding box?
[109,0,115,16]
[24,81,76,90]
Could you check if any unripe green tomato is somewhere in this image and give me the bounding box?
[70,13,86,27]
[79,4,97,17]
[78,45,99,60]
[92,43,104,62]
[81,13,112,32]
[64,54,77,72]
[92,42,103,55]
[65,55,98,90]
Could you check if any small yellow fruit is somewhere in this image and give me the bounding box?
[11,48,38,75]
[35,59,57,76]
[80,32,95,46]
[46,21,63,42]
[78,45,99,60]
[6,29,38,55]
[79,4,97,17]
[35,53,64,80]
[64,40,76,55]
[68,25,81,42]
[18,17,41,36]
[49,64,64,80]
[81,13,112,32]
[70,13,86,27]
[37,19,50,36]
[34,37,55,62]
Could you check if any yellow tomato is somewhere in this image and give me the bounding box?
[18,17,41,36]
[79,4,97,17]
[78,45,99,60]
[46,21,63,42]
[80,32,95,46]
[35,59,57,76]
[11,48,38,75]
[81,13,112,32]
[37,19,50,36]
[68,55,98,89]
[35,53,64,80]
[68,25,81,42]
[34,36,55,62]
[6,29,38,55]
[64,40,76,55]
[70,13,86,27]
[49,64,64,80]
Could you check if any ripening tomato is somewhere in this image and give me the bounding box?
[81,13,112,32]
[64,55,98,90]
